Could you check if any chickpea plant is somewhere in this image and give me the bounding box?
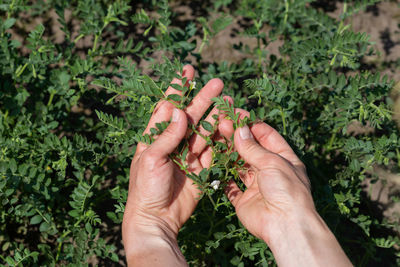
[0,0,399,266]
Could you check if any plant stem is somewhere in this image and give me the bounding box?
[56,230,71,261]
[92,34,100,52]
[280,106,287,135]
[207,193,216,209]
[7,0,16,19]
[47,92,55,107]
[35,208,50,224]
[284,0,289,25]
[327,131,337,151]
[199,32,208,54]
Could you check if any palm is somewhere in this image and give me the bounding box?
[159,154,207,231]
[231,172,296,241]
[126,65,224,234]
[220,107,312,241]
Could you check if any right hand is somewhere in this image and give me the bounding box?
[219,109,314,242]
[219,108,352,267]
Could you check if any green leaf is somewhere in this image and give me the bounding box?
[106,211,117,222]
[199,168,209,182]
[68,210,79,218]
[230,255,241,265]
[9,158,17,173]
[214,232,224,239]
[250,110,256,122]
[230,152,239,161]
[227,224,236,232]
[5,256,14,265]
[39,222,50,232]
[142,75,161,96]
[268,109,280,117]
[144,25,153,36]
[111,253,119,262]
[3,18,16,29]
[211,15,232,34]
[168,94,181,102]
[30,215,43,225]
[59,72,71,85]
[170,83,183,91]
[85,222,93,233]
[201,121,213,132]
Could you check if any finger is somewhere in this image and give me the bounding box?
[188,106,219,156]
[218,108,251,140]
[135,101,174,156]
[151,64,194,125]
[197,129,227,168]
[234,124,276,170]
[147,64,194,134]
[147,108,188,159]
[135,65,194,156]
[238,164,256,188]
[198,146,213,168]
[164,65,195,99]
[224,180,243,207]
[185,78,224,125]
[184,150,204,175]
[218,100,242,141]
[249,122,302,166]
[218,117,234,140]
[150,64,194,112]
[235,124,309,192]
[216,96,234,138]
[232,108,301,166]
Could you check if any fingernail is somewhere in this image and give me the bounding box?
[223,95,233,104]
[172,108,180,122]
[239,125,252,140]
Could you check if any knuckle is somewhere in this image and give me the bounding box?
[154,101,164,112]
[264,153,286,167]
[139,150,158,171]
[298,162,306,171]
[162,126,177,139]
[294,160,307,172]
[260,166,312,204]
[243,141,260,155]
[300,174,312,192]
[154,100,172,114]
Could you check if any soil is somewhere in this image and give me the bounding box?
[336,1,400,229]
[7,1,400,263]
[200,1,400,231]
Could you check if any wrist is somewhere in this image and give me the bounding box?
[263,208,329,246]
[123,209,186,266]
[264,209,352,267]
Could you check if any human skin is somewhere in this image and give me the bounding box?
[122,65,225,266]
[219,109,353,267]
[122,65,353,266]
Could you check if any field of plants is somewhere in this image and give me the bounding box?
[1,0,400,266]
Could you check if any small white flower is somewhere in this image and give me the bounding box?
[210,180,220,190]
[189,80,196,89]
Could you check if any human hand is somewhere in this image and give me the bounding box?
[122,65,224,266]
[219,108,312,241]
[219,108,352,267]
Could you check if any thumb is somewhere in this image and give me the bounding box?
[148,108,188,158]
[234,125,272,170]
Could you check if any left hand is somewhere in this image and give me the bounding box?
[122,65,224,265]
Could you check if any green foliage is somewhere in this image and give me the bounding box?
[0,0,399,266]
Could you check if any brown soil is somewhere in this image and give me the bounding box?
[202,0,400,232]
[341,1,400,228]
[7,1,400,262]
